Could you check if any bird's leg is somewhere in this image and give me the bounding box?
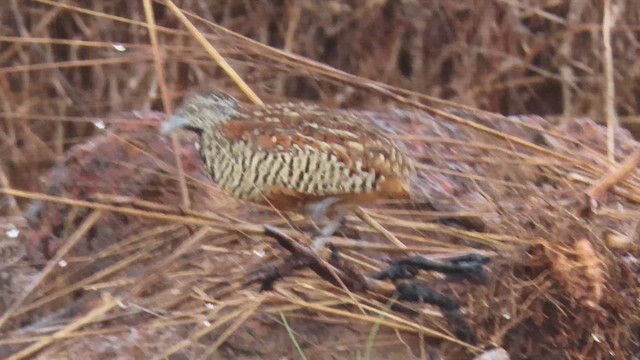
[311,211,351,252]
[319,214,348,237]
[305,197,340,225]
[304,197,349,252]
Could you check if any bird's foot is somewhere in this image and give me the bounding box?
[311,211,351,252]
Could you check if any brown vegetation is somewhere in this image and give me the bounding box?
[1,1,639,359]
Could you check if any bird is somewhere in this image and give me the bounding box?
[161,89,415,249]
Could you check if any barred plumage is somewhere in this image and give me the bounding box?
[161,90,414,216]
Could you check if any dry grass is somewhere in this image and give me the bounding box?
[1,1,640,359]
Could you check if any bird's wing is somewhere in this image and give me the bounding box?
[217,108,412,180]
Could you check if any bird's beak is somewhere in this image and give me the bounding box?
[160,115,188,135]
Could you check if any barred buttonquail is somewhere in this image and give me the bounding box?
[161,90,414,244]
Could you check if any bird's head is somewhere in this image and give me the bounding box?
[160,90,242,135]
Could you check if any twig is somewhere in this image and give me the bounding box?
[286,297,479,351]
[12,252,147,319]
[0,210,103,331]
[0,188,262,233]
[163,0,264,106]
[87,193,184,214]
[0,164,21,215]
[603,0,617,166]
[128,226,211,296]
[151,296,264,360]
[143,0,191,209]
[263,225,368,292]
[199,294,266,358]
[558,1,585,118]
[355,207,408,250]
[6,293,119,360]
[585,149,640,209]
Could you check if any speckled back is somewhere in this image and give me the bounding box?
[193,101,414,209]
